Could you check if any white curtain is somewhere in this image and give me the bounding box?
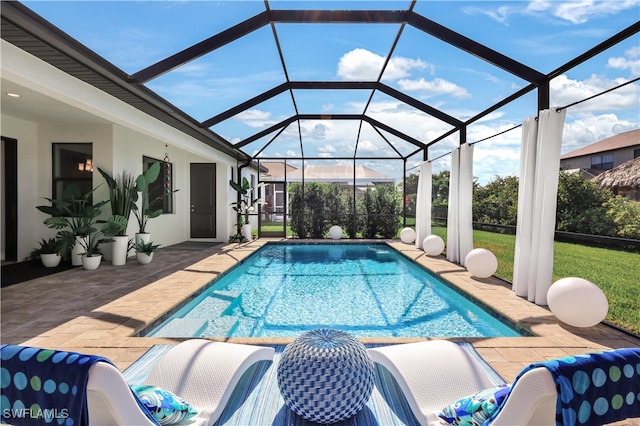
[446,143,474,265]
[513,109,567,305]
[447,148,460,263]
[415,161,432,249]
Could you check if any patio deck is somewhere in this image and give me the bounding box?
[2,238,639,387]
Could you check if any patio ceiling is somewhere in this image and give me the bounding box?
[1,1,638,165]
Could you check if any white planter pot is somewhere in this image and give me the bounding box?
[71,236,87,266]
[135,233,151,245]
[111,236,129,266]
[136,252,154,265]
[40,253,61,268]
[242,224,252,241]
[81,254,102,271]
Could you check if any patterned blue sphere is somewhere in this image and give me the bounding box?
[277,329,375,424]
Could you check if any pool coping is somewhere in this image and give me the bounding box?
[2,238,639,383]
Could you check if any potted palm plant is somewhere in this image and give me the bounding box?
[229,177,264,242]
[78,230,111,270]
[98,167,136,265]
[132,162,178,244]
[36,184,108,266]
[32,237,62,268]
[134,240,160,265]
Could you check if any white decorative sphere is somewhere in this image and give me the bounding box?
[423,235,445,256]
[400,227,416,244]
[329,225,343,240]
[547,277,608,327]
[465,248,498,278]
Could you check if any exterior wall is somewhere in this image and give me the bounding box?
[1,115,41,262]
[560,146,639,171]
[1,40,245,262]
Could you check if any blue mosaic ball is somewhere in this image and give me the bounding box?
[277,329,375,424]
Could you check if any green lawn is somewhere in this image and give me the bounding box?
[432,227,640,335]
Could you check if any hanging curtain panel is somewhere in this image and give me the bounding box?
[415,161,432,249]
[446,148,460,264]
[458,143,474,266]
[445,143,474,265]
[513,109,567,305]
[513,117,538,299]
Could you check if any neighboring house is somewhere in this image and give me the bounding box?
[1,15,257,264]
[560,129,640,176]
[258,162,299,220]
[258,162,395,220]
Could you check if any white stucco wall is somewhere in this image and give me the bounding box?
[1,39,248,262]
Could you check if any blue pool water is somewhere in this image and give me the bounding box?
[147,244,524,338]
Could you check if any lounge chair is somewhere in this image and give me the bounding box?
[2,340,274,426]
[368,340,640,426]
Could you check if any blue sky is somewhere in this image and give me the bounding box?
[24,0,640,184]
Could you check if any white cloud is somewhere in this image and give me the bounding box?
[562,113,638,153]
[236,109,271,121]
[552,0,640,24]
[336,48,431,81]
[607,46,640,76]
[550,74,639,112]
[397,78,470,98]
[310,123,329,140]
[470,0,640,25]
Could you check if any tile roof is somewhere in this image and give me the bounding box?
[561,129,640,159]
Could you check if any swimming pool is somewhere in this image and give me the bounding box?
[147,243,525,338]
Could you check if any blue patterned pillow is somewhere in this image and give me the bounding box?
[132,385,198,425]
[438,385,510,425]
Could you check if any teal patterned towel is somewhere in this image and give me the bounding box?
[486,347,640,426]
[1,344,159,426]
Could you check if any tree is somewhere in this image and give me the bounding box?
[473,176,519,226]
[556,172,616,235]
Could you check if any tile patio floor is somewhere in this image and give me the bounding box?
[2,238,639,423]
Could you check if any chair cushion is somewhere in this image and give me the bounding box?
[438,385,510,425]
[132,385,198,425]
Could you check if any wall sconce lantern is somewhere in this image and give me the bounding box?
[78,158,93,172]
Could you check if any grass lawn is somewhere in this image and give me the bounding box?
[432,227,640,335]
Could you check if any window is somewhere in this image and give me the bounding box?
[634,148,640,159]
[143,156,174,214]
[591,153,613,170]
[52,143,93,202]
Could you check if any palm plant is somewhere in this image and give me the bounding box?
[132,162,178,233]
[31,237,62,257]
[97,168,136,236]
[229,177,265,225]
[78,230,111,257]
[134,240,161,255]
[36,184,108,256]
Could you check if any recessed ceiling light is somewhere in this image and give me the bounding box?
[6,92,21,98]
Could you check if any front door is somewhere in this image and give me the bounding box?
[190,163,216,238]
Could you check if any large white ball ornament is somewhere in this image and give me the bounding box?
[423,235,445,256]
[465,248,498,278]
[329,225,343,240]
[400,227,416,244]
[547,277,608,327]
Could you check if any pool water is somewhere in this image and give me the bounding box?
[147,244,524,338]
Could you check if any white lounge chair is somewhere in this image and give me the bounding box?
[367,340,555,426]
[87,339,275,425]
